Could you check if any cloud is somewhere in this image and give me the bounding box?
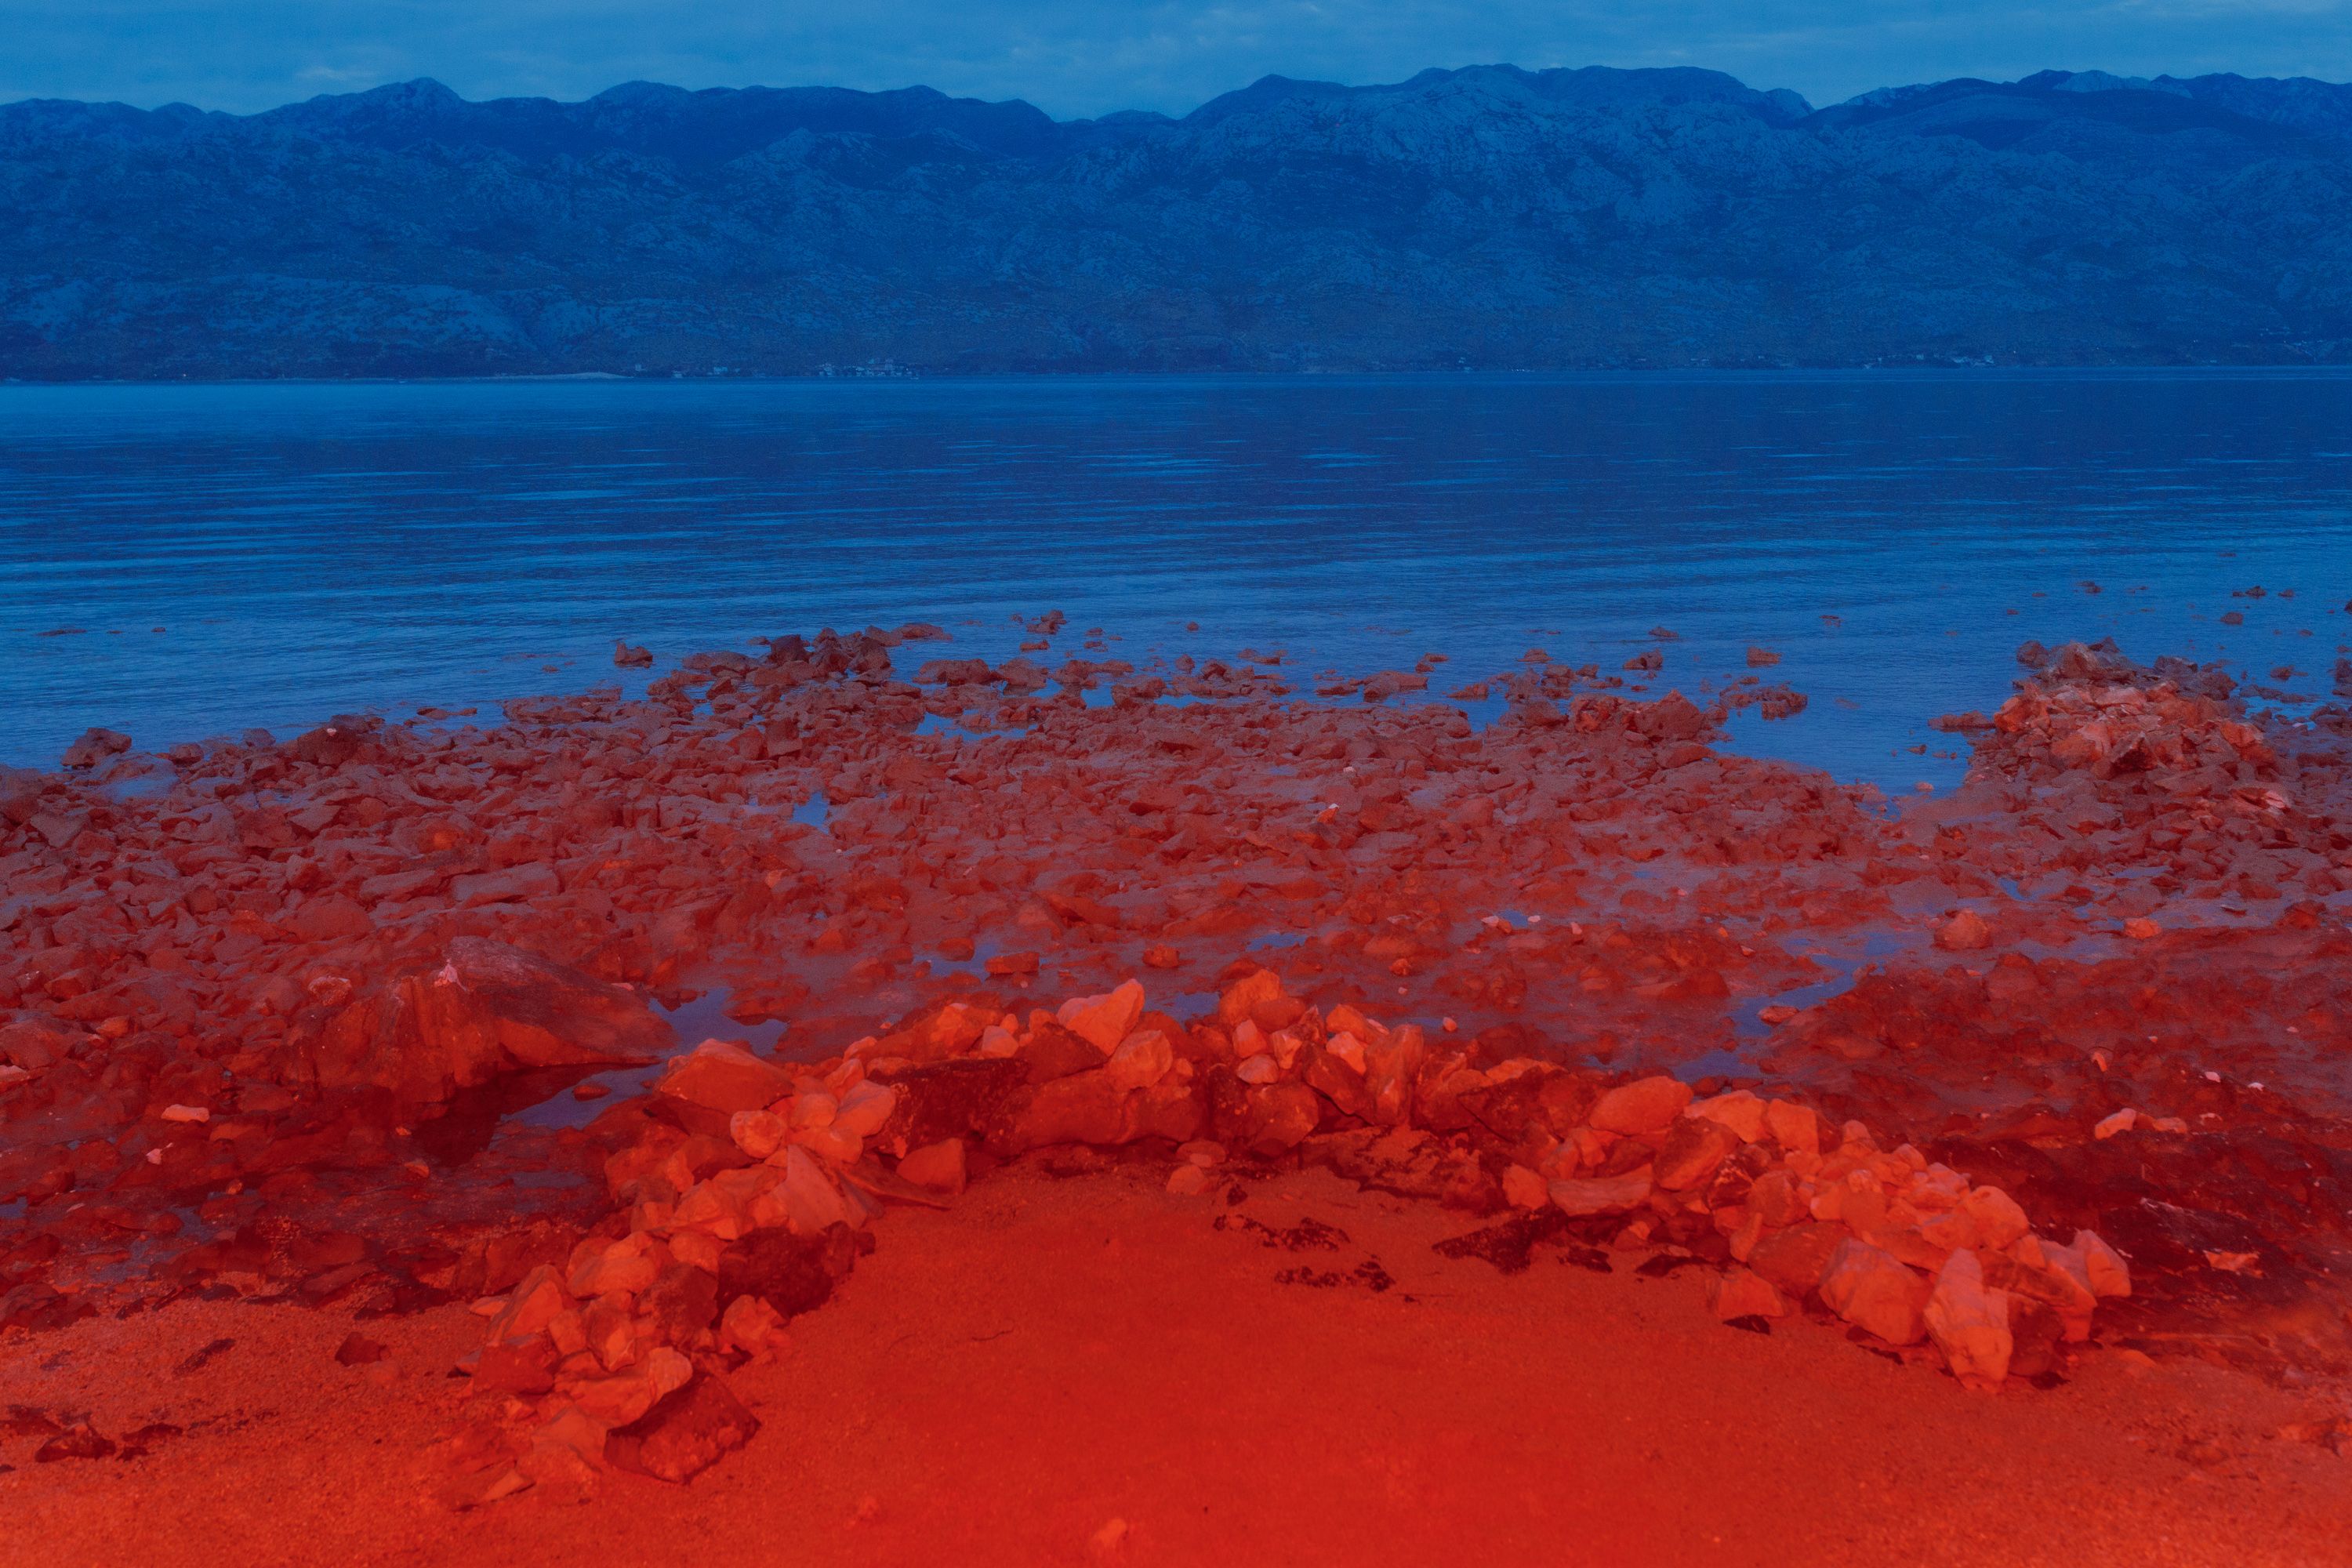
[3,0,2348,116]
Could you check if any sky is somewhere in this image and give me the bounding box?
[6,0,2350,118]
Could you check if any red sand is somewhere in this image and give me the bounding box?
[6,1163,2351,1568]
[5,627,2352,1560]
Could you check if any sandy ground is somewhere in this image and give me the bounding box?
[4,1163,2346,1568]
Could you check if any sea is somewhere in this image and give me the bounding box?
[4,370,2348,793]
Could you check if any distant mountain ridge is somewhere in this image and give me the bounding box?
[4,64,2350,376]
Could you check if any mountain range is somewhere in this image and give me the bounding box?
[3,64,2350,376]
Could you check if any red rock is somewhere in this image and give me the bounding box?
[1058,979,1145,1054]
[1820,1237,1929,1345]
[718,1293,791,1357]
[451,864,561,906]
[0,765,46,824]
[1588,1075,1693,1135]
[993,1069,1132,1152]
[313,936,674,1102]
[717,1225,859,1319]
[1215,968,1287,1027]
[639,1261,721,1344]
[1923,1249,2013,1391]
[1132,1076,1205,1143]
[1017,1019,1109,1084]
[605,1373,760,1484]
[473,1338,557,1395]
[60,728,132,770]
[1936,911,1992,951]
[1747,1222,1846,1297]
[1711,1268,1791,1320]
[282,894,373,944]
[896,1138,968,1194]
[0,1018,78,1073]
[868,1058,1029,1152]
[776,1146,855,1236]
[1103,1029,1173,1091]
[1548,1173,1653,1216]
[1198,1065,1299,1147]
[1762,1101,1820,1156]
[569,1347,692,1426]
[656,1040,795,1116]
[485,1264,571,1344]
[1653,1116,1739,1191]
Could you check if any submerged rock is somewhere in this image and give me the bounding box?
[310,936,675,1102]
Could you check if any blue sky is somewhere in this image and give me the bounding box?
[8,0,2350,116]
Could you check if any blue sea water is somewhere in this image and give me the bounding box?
[2,370,2348,790]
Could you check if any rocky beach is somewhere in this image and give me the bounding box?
[4,622,2352,1562]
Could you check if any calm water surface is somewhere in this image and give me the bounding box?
[3,372,2348,789]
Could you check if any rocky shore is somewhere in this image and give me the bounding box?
[3,625,2350,1508]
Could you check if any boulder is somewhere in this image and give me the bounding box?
[2075,1229,2131,1298]
[1588,1075,1692,1135]
[1923,1249,2013,1391]
[485,1265,571,1345]
[451,864,561,907]
[1654,1116,1739,1191]
[776,1146,855,1236]
[729,1109,787,1160]
[568,1234,662,1299]
[310,937,674,1102]
[1711,1268,1791,1321]
[0,766,46,826]
[657,1040,794,1116]
[1362,1025,1428,1126]
[717,1294,791,1357]
[1960,1185,2030,1250]
[1548,1172,1654,1216]
[1762,1101,1820,1156]
[1210,1077,1322,1156]
[1018,1019,1110,1084]
[569,1348,691,1427]
[60,728,132,770]
[1216,968,1298,1030]
[1686,1090,1767,1143]
[1103,1029,1173,1091]
[1936,910,1992,951]
[1058,979,1145,1054]
[639,1261,720,1344]
[990,1069,1132,1152]
[868,1057,1028,1153]
[282,894,373,945]
[1820,1237,1928,1345]
[832,1080,898,1138]
[717,1224,859,1319]
[608,1374,760,1484]
[1747,1221,1846,1297]
[0,1018,79,1073]
[896,1138,968,1194]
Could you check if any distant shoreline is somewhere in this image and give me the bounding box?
[13,363,2352,389]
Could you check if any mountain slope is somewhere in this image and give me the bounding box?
[2,64,2349,375]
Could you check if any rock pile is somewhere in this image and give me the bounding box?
[448,968,2132,1500]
